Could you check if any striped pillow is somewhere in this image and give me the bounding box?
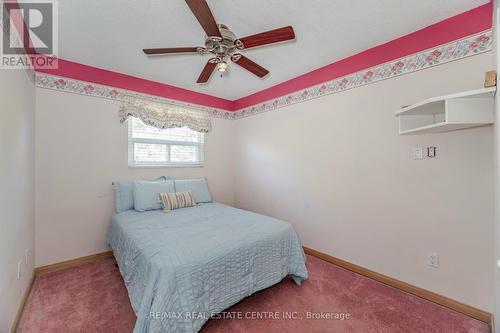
[159,190,197,212]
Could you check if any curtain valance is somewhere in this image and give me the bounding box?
[119,95,212,133]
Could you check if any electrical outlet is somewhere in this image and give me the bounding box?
[17,261,22,279]
[427,252,439,268]
[427,146,437,158]
[25,249,29,265]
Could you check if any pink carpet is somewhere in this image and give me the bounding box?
[17,255,490,333]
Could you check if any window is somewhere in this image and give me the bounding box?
[128,117,204,167]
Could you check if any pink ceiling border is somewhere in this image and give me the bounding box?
[34,2,492,113]
[35,28,492,120]
[233,2,493,110]
[36,59,234,110]
[233,30,492,119]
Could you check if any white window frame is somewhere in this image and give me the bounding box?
[128,119,205,168]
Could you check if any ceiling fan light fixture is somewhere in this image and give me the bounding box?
[217,61,228,73]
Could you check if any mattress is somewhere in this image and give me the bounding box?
[106,202,308,333]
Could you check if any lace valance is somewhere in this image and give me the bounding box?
[119,95,212,133]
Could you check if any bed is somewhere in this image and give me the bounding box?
[107,202,308,333]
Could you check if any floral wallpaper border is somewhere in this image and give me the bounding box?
[35,30,492,121]
[35,74,236,120]
[233,30,493,119]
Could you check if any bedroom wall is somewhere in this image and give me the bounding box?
[233,53,495,311]
[494,3,500,331]
[34,89,235,267]
[0,69,35,332]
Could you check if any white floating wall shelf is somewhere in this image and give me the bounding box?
[395,87,496,135]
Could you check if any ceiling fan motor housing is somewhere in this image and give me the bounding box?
[204,24,238,59]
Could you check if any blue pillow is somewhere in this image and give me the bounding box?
[133,180,175,212]
[113,176,170,213]
[113,181,134,213]
[174,178,212,203]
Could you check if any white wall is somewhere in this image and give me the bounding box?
[35,89,235,267]
[233,53,495,311]
[494,2,500,330]
[0,68,35,333]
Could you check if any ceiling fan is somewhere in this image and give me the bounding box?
[143,0,296,84]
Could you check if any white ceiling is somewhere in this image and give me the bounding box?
[58,0,488,100]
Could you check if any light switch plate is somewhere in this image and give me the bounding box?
[413,147,424,160]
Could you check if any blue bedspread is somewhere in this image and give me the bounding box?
[107,203,308,333]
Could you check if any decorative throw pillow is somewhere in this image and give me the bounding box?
[159,190,197,212]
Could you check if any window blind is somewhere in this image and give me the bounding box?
[128,117,204,167]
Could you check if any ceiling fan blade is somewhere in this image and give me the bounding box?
[143,47,200,55]
[238,26,295,49]
[231,54,269,78]
[197,59,217,83]
[185,0,222,38]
